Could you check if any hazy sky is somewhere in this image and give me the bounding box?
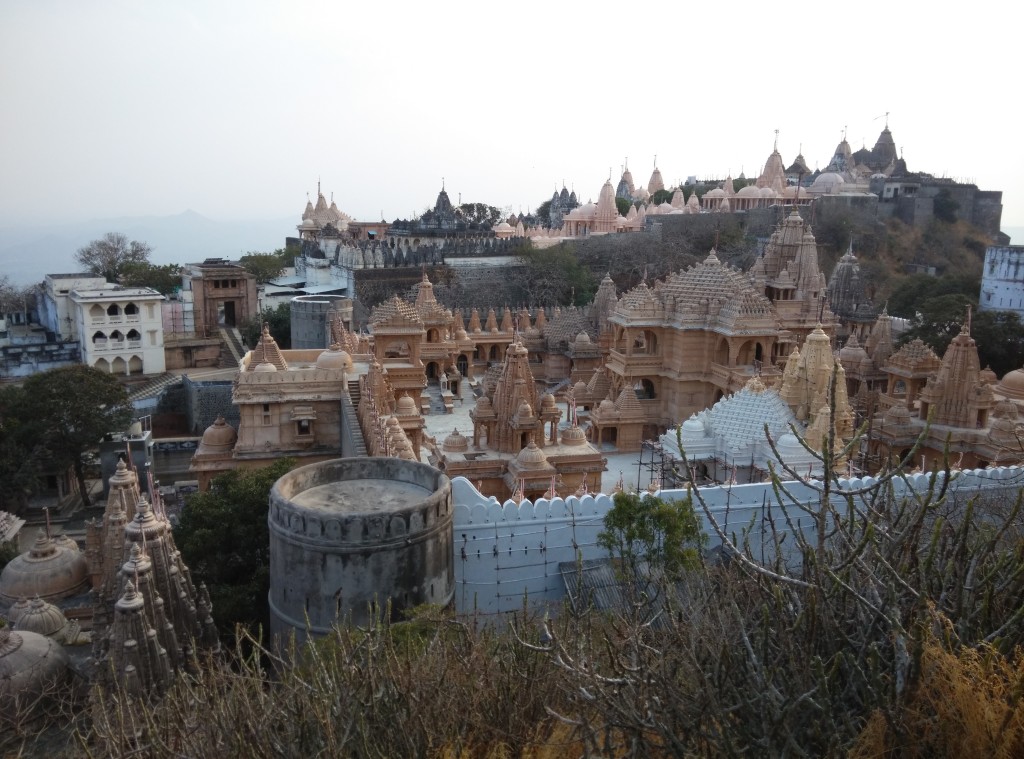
[2,1,1022,229]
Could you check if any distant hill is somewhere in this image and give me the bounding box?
[0,210,293,285]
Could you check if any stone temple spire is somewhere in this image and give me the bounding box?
[92,463,219,697]
[102,580,173,699]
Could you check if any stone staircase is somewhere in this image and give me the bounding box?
[128,372,182,403]
[218,327,246,368]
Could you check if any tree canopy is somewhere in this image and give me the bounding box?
[512,244,596,306]
[75,232,153,282]
[174,458,295,639]
[20,365,133,508]
[0,384,44,513]
[240,250,289,284]
[119,262,183,295]
[241,303,291,349]
[456,202,503,227]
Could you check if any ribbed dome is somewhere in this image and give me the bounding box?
[516,401,534,418]
[253,361,278,373]
[0,534,89,603]
[12,597,68,640]
[572,381,587,396]
[515,441,549,470]
[396,394,418,415]
[598,399,615,413]
[442,428,469,453]
[885,404,913,427]
[0,627,70,712]
[560,425,587,446]
[540,393,556,409]
[198,416,237,453]
[574,331,591,345]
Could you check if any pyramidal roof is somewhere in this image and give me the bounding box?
[249,324,288,371]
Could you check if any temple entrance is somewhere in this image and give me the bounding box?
[601,428,618,445]
[426,362,439,380]
[456,354,469,377]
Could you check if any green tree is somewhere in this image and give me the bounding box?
[240,302,291,349]
[240,251,288,284]
[456,202,502,227]
[535,199,552,225]
[0,385,43,513]
[598,490,705,579]
[119,261,183,295]
[75,232,152,282]
[513,244,596,306]
[614,197,633,217]
[175,458,295,639]
[21,365,133,507]
[650,189,673,205]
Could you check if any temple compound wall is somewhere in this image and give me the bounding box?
[450,465,1024,618]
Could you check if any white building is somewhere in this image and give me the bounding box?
[980,246,1024,317]
[38,274,107,341]
[69,283,166,375]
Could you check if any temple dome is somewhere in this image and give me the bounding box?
[316,343,353,371]
[598,399,615,414]
[560,425,587,446]
[0,534,89,603]
[737,185,761,198]
[574,331,591,345]
[442,429,469,453]
[12,597,68,640]
[253,361,277,373]
[885,404,913,427]
[516,401,534,418]
[997,367,1024,399]
[810,172,845,193]
[396,394,418,415]
[572,381,587,396]
[0,627,70,715]
[198,416,237,453]
[515,440,549,470]
[540,393,556,409]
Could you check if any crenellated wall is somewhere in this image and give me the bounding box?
[450,465,1024,618]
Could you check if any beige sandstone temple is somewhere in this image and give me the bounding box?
[190,207,1024,495]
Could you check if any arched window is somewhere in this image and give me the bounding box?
[107,304,121,316]
[126,329,141,341]
[110,330,124,342]
[89,304,104,320]
[124,302,139,315]
[92,331,107,344]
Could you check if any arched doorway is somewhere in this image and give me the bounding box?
[111,356,127,375]
[128,355,144,375]
[426,362,439,380]
[456,354,469,377]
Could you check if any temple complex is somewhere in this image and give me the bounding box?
[0,460,217,713]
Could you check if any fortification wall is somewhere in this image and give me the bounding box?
[451,465,1024,619]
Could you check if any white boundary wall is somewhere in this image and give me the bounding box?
[451,466,1024,617]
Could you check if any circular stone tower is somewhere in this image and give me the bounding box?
[268,458,452,641]
[290,294,353,349]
